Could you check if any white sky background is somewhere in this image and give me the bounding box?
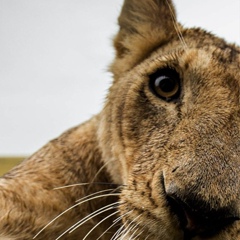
[0,0,240,156]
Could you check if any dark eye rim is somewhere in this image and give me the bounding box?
[148,68,181,102]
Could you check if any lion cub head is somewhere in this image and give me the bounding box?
[98,0,240,239]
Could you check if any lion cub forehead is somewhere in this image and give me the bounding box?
[179,49,212,71]
[136,48,210,76]
[141,45,240,78]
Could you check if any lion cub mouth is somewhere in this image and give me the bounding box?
[166,194,239,239]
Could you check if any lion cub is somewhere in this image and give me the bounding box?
[1,0,240,239]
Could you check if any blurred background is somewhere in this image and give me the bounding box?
[0,0,240,171]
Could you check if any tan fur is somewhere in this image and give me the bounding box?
[1,0,240,239]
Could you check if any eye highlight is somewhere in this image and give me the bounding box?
[149,68,181,101]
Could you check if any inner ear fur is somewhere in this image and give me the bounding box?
[111,0,177,77]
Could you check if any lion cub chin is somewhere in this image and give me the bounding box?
[1,0,240,239]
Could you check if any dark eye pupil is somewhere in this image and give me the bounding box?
[149,68,181,101]
[156,76,175,93]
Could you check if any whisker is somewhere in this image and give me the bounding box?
[118,222,132,240]
[111,220,129,240]
[33,193,120,239]
[165,0,188,50]
[82,210,120,240]
[73,185,122,205]
[121,214,142,240]
[97,209,133,240]
[90,159,115,184]
[54,183,89,189]
[129,221,143,240]
[33,201,81,239]
[131,229,144,240]
[75,192,120,203]
[128,227,138,240]
[68,202,121,234]
[144,234,151,240]
[55,202,120,240]
[140,219,156,240]
[118,214,142,240]
[113,209,133,223]
[54,182,122,190]
[120,223,136,240]
[75,188,117,203]
[96,216,122,240]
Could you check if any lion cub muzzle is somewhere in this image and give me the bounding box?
[161,106,240,238]
[166,184,240,238]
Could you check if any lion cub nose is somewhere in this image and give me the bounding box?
[166,186,240,237]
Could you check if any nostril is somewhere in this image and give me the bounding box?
[166,194,199,239]
[166,195,189,229]
[166,193,240,237]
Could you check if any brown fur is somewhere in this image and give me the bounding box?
[1,0,240,239]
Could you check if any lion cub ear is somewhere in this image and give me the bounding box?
[111,0,177,77]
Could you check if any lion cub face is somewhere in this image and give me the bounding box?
[100,0,240,239]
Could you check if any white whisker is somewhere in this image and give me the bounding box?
[33,193,120,239]
[111,220,129,240]
[54,183,90,190]
[54,182,123,190]
[75,188,117,203]
[69,202,120,234]
[116,219,132,240]
[140,219,156,240]
[91,159,115,183]
[97,209,133,240]
[33,201,81,239]
[118,223,132,240]
[131,229,144,240]
[119,214,142,240]
[113,209,133,223]
[82,210,120,240]
[74,193,120,205]
[166,0,188,50]
[144,234,151,240]
[55,202,120,240]
[129,222,142,240]
[96,215,122,240]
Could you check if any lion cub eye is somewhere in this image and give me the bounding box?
[149,68,181,101]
